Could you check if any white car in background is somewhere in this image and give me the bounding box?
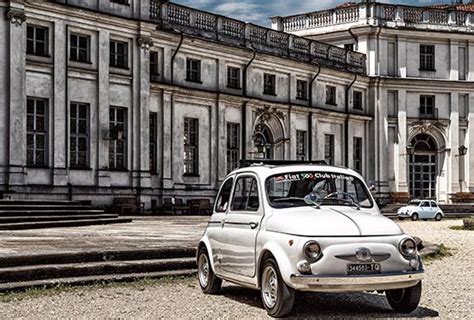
[197,162,424,317]
[397,200,444,221]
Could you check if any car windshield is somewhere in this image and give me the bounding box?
[266,172,373,209]
[408,201,421,206]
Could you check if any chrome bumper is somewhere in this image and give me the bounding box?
[290,271,424,292]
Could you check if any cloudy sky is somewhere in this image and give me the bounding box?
[173,0,447,26]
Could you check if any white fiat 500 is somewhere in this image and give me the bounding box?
[197,163,424,317]
[397,200,444,221]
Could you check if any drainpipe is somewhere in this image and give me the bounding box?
[242,49,257,161]
[348,28,359,51]
[344,73,358,168]
[308,63,321,161]
[170,31,184,84]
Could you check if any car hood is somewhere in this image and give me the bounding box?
[265,207,403,237]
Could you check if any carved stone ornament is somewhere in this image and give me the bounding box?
[137,37,154,51]
[409,120,446,136]
[6,9,26,27]
[254,106,285,122]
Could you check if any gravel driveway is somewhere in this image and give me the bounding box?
[1,220,472,319]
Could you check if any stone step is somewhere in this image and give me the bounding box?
[0,269,197,293]
[0,210,106,217]
[0,205,93,211]
[0,200,84,206]
[0,214,119,224]
[0,258,196,283]
[0,248,197,268]
[0,218,132,230]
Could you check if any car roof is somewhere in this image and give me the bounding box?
[227,164,363,181]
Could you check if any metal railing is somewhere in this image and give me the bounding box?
[149,1,367,75]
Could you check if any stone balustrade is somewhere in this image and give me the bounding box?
[278,3,473,32]
[149,0,366,74]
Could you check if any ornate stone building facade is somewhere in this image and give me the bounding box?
[273,1,474,203]
[0,0,472,208]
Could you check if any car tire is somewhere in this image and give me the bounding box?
[386,281,422,313]
[435,213,442,221]
[411,213,419,221]
[260,257,295,318]
[197,246,222,294]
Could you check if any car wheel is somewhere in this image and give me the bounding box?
[386,281,422,313]
[435,213,442,221]
[411,213,419,221]
[197,246,222,294]
[260,257,295,318]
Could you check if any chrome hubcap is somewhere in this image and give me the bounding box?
[198,253,209,288]
[262,266,278,309]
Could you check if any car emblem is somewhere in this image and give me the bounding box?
[355,248,372,262]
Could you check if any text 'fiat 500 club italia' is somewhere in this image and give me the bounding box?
[197,164,424,317]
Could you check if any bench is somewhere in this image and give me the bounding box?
[188,199,213,215]
[113,197,145,215]
[162,198,189,215]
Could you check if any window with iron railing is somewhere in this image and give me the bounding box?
[227,122,240,173]
[70,102,90,168]
[296,130,307,160]
[184,117,199,175]
[27,98,49,167]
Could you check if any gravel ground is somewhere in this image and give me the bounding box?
[1,219,472,319]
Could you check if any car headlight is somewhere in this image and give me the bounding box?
[399,238,417,258]
[303,241,322,262]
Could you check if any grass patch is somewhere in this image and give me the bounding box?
[423,244,453,264]
[0,275,194,303]
[449,225,473,231]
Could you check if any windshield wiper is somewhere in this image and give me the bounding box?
[273,197,321,209]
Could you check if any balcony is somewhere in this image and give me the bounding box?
[149,0,366,75]
[418,107,439,120]
[276,2,473,33]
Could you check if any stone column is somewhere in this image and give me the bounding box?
[468,93,474,190]
[53,20,68,186]
[397,89,408,192]
[6,7,27,186]
[96,29,111,187]
[449,93,460,194]
[137,37,153,192]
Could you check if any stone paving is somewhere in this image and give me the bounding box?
[0,216,209,257]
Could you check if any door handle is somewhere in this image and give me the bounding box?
[249,222,259,229]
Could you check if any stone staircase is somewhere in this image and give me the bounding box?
[0,199,132,230]
[0,248,197,292]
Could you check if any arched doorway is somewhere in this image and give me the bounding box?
[253,124,274,160]
[409,134,438,199]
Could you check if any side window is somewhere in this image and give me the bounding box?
[421,201,430,207]
[431,202,438,208]
[215,178,234,213]
[231,176,259,212]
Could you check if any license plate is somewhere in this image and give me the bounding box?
[347,263,381,275]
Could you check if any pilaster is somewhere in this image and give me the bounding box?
[97,29,111,187]
[161,91,173,189]
[7,6,27,186]
[53,20,68,186]
[449,93,460,193]
[397,89,408,191]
